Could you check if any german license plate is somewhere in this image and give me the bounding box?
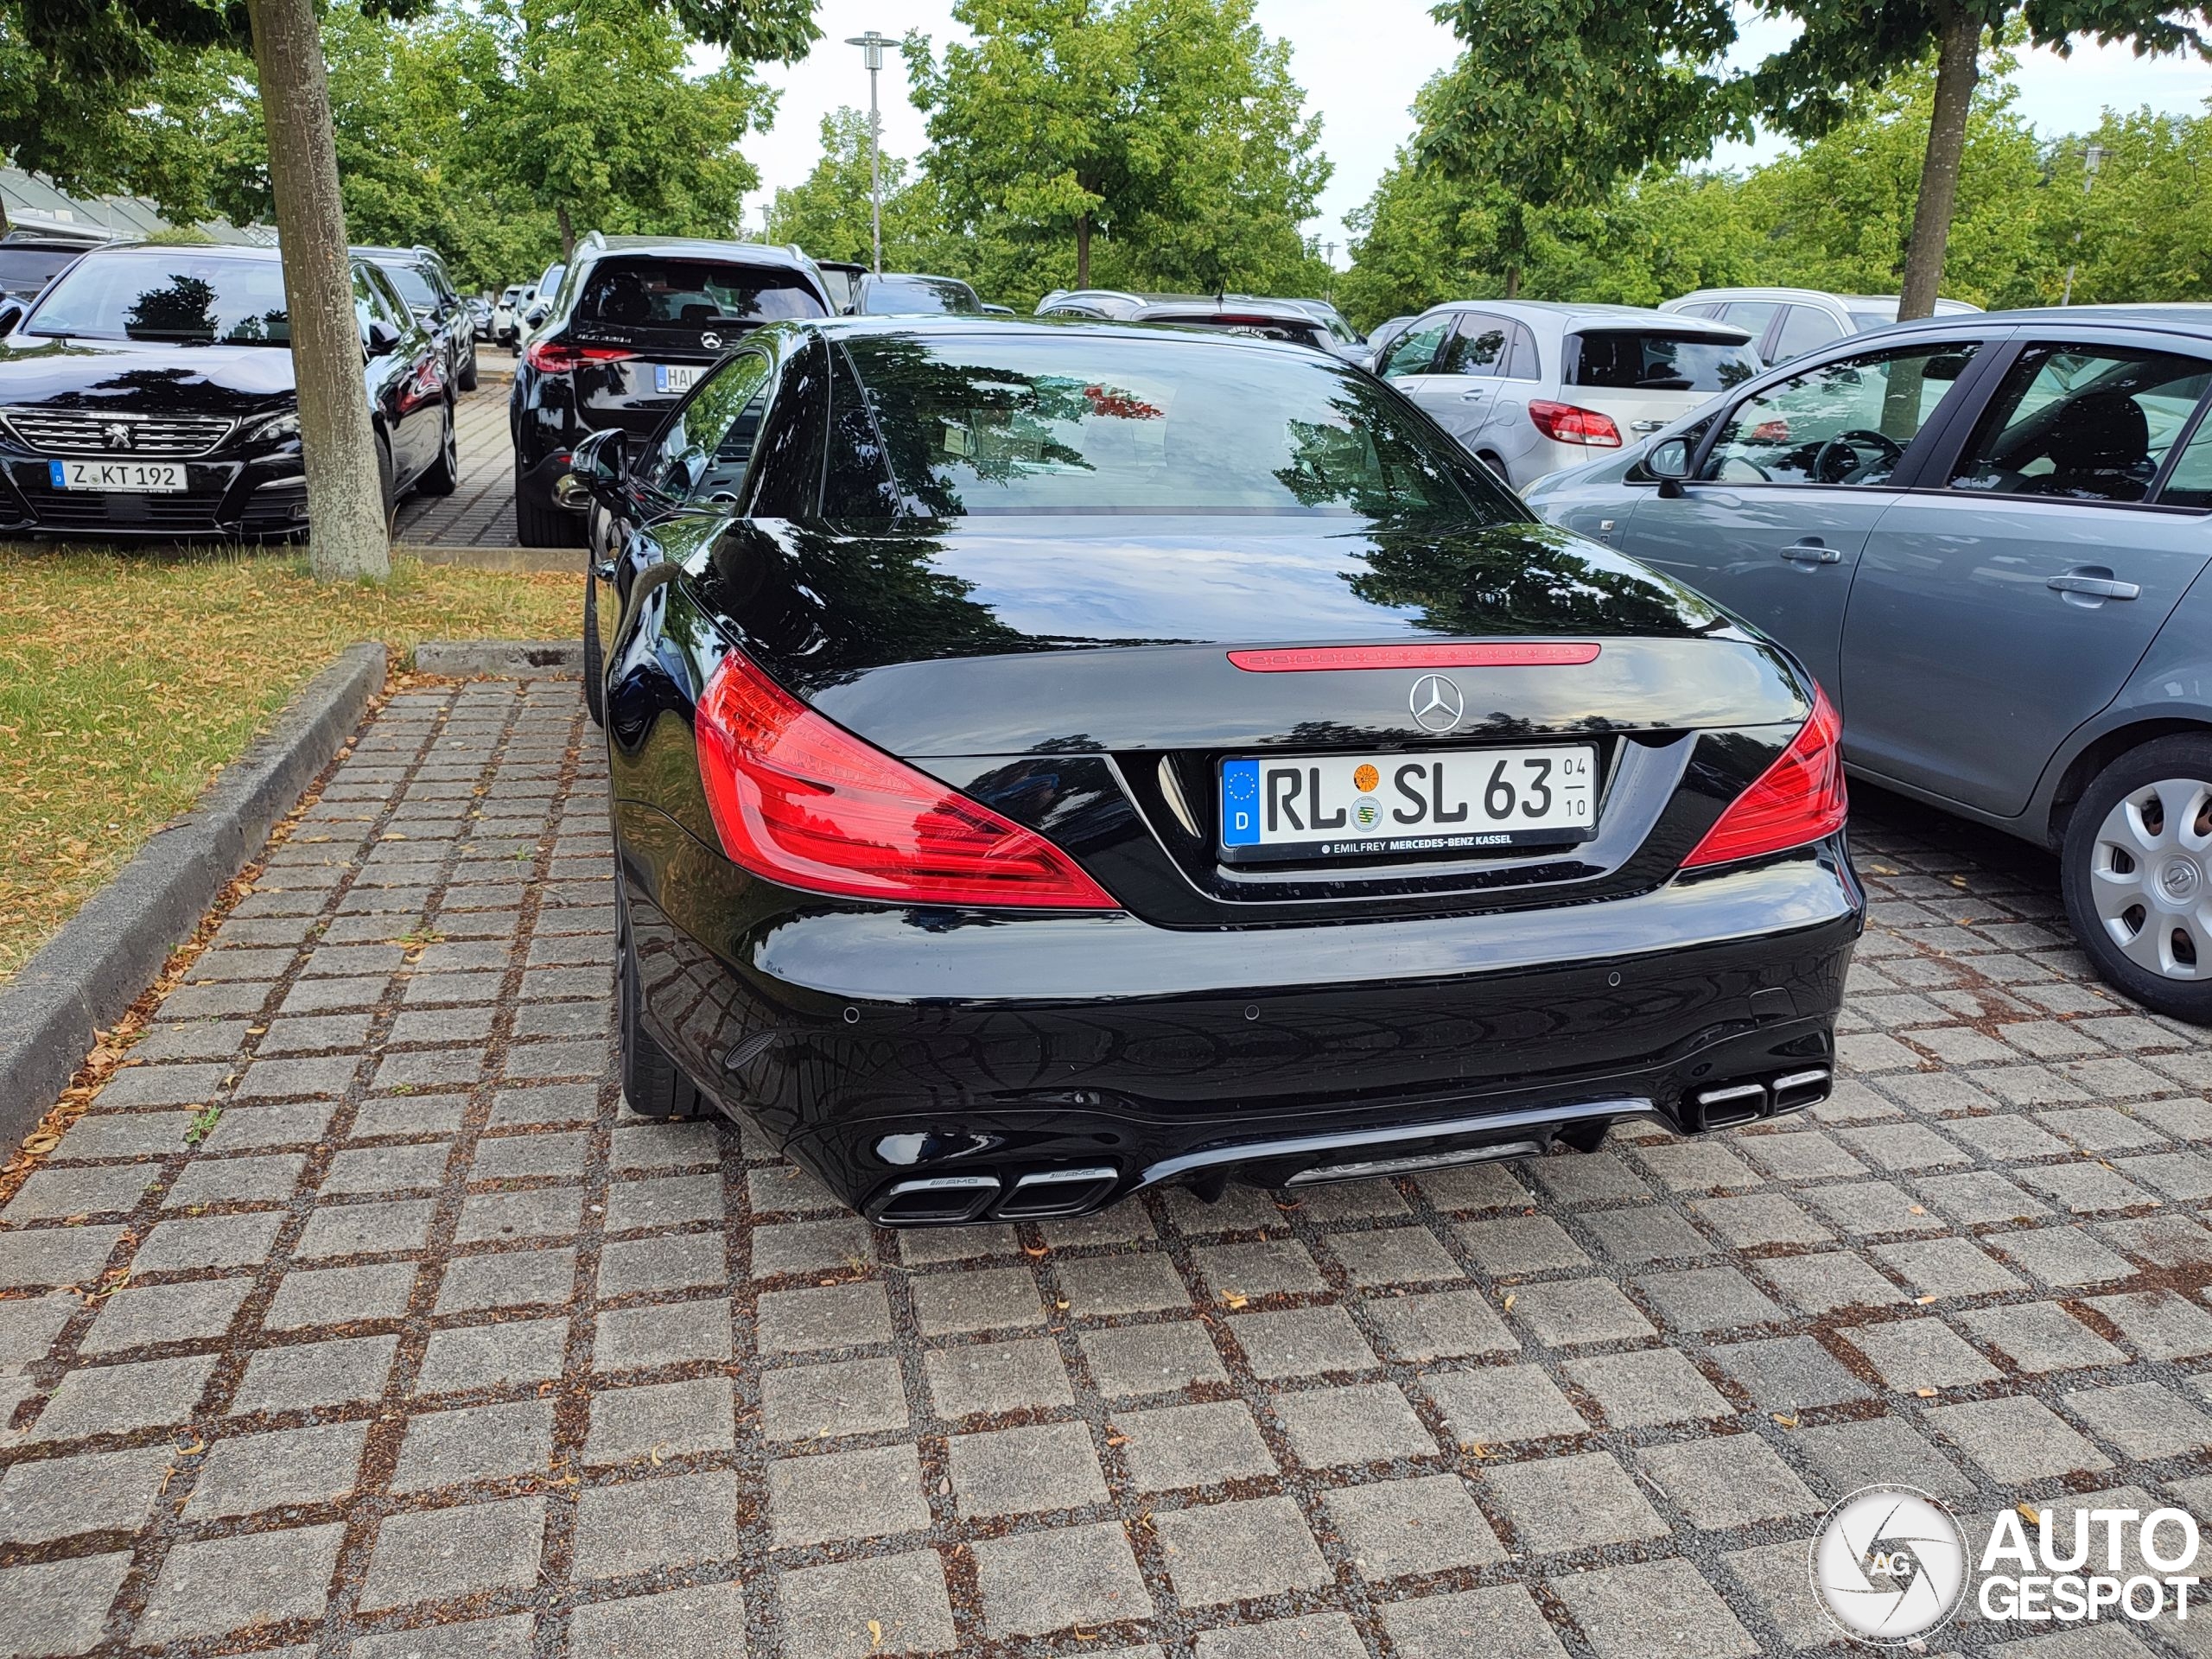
[1220,746,1598,863]
[653,364,702,394]
[49,460,185,493]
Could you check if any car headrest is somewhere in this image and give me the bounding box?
[2042,390,2150,471]
[678,302,717,325]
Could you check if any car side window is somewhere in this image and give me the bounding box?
[1437,315,1506,377]
[1503,322,1540,380]
[1948,343,2212,505]
[1772,305,1841,363]
[646,352,773,501]
[1379,316,1450,379]
[1701,342,1981,486]
[2155,413,2212,509]
[1720,301,1781,348]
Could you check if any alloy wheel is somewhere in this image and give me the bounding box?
[2088,775,2212,979]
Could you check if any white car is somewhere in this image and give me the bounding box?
[1660,286,1984,366]
[492,283,525,346]
[1376,301,1761,490]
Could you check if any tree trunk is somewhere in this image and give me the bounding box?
[247,0,388,582]
[0,194,11,237]
[1075,213,1091,288]
[1503,264,1521,301]
[558,204,575,260]
[1897,2,1980,321]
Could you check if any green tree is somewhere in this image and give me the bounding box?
[2046,103,2212,302]
[763,107,952,270]
[1415,0,1744,298]
[904,0,1330,295]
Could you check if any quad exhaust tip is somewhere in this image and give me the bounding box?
[867,1166,1122,1226]
[1691,1066,1833,1128]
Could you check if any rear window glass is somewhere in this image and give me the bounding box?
[860,276,978,315]
[0,247,82,296]
[1568,332,1761,392]
[378,264,438,309]
[29,254,290,345]
[1144,315,1328,350]
[578,260,826,330]
[841,333,1507,520]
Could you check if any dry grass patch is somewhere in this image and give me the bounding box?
[0,542,576,980]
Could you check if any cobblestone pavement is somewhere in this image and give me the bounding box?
[3,677,2210,1659]
[394,374,531,550]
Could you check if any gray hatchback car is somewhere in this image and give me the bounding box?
[1527,304,2212,1021]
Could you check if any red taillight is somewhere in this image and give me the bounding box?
[1682,687,1848,868]
[1528,400,1624,448]
[693,649,1118,910]
[524,339,638,372]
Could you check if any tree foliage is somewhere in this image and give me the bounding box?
[903,0,1332,298]
[763,107,950,270]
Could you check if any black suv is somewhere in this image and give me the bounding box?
[0,243,455,538]
[0,229,109,304]
[508,232,832,544]
[353,244,478,393]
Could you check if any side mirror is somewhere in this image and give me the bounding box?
[0,298,24,336]
[365,318,402,357]
[1646,435,1692,498]
[557,427,629,511]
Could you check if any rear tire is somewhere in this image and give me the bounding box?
[618,890,708,1118]
[515,463,582,547]
[2061,734,2212,1026]
[375,433,396,531]
[418,403,459,497]
[582,566,606,727]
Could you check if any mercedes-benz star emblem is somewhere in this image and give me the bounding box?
[103,422,135,451]
[699,332,721,350]
[1409,673,1465,734]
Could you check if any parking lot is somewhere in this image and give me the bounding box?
[0,675,2208,1659]
[393,374,535,552]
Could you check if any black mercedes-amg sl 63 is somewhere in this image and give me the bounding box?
[570,317,1863,1225]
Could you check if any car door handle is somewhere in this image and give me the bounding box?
[1779,541,1841,564]
[2048,573,2139,600]
[1459,389,1487,400]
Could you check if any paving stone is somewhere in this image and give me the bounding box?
[1116,1399,1275,1491]
[3,1163,157,1221]
[1229,1306,1376,1377]
[757,1282,893,1352]
[763,1356,911,1441]
[777,1549,957,1658]
[593,1300,732,1370]
[1365,1288,1519,1361]
[1380,1585,1567,1659]
[1551,1558,1758,1659]
[920,1339,1071,1420]
[0,1553,132,1657]
[1457,1214,1591,1275]
[391,1399,554,1490]
[1080,1320,1227,1397]
[416,1318,568,1394]
[1711,1335,1875,1410]
[971,1519,1152,1636]
[1565,1348,1731,1427]
[585,1376,733,1463]
[950,1421,1108,1517]
[1414,1162,1535,1212]
[1990,1225,2138,1288]
[0,1291,73,1366]
[1793,1415,1974,1498]
[1840,1317,2003,1392]
[1579,1205,1719,1265]
[907,1265,1043,1335]
[435,1246,576,1310]
[137,1522,346,1641]
[323,1143,452,1194]
[1325,1472,1505,1579]
[1197,1612,1367,1659]
[350,1616,537,1659]
[1960,1300,2126,1373]
[79,1275,250,1353]
[1191,1237,1325,1298]
[1058,1252,1190,1318]
[0,1446,170,1543]
[2062,1381,2212,1461]
[601,1231,728,1295]
[1639,1433,1817,1528]
[1633,1265,1784,1332]
[1153,1497,1331,1606]
[1719,1539,1840,1651]
[1274,1381,1435,1467]
[30,1353,215,1440]
[1424,1363,1587,1446]
[1689,1193,1834,1249]
[456,1185,582,1243]
[1923,1394,2113,1481]
[768,1443,929,1546]
[213,1323,389,1415]
[749,1219,870,1279]
[573,1469,741,1578]
[1510,1277,1656,1347]
[0,1224,124,1290]
[358,1496,547,1610]
[186,1419,370,1518]
[569,1585,747,1658]
[1479,1450,1667,1552]
[264,1262,417,1329]
[1871,1236,2027,1298]
[1325,1225,1465,1285]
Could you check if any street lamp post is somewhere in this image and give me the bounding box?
[2060,142,2105,307]
[845,30,892,276]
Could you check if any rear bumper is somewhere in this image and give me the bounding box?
[619,801,1863,1223]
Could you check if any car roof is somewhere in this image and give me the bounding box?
[1425,298,1752,340]
[588,235,816,271]
[803,315,1344,353]
[73,242,281,263]
[1131,296,1322,320]
[1845,302,2212,340]
[353,245,442,263]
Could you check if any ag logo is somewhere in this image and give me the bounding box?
[1809,1485,1967,1645]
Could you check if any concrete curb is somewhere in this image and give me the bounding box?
[0,643,387,1147]
[412,639,582,677]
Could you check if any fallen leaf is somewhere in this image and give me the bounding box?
[2017,1503,2043,1526]
[1501,1293,1516,1312]
[1022,1243,1049,1258]
[1907,1205,1926,1215]
[1771,1413,1799,1429]
[1915,1388,1937,1398]
[1914,1295,1936,1306]
[868,1619,882,1649]
[1221,1292,1248,1310]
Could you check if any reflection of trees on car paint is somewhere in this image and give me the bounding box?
[1347,524,1721,639]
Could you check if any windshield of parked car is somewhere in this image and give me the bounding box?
[27,255,290,345]
[577,260,827,332]
[0,246,83,298]
[861,275,979,315]
[841,332,1512,519]
[1142,313,1331,351]
[378,264,439,312]
[1568,330,1761,392]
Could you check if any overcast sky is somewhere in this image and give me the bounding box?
[740,0,2212,264]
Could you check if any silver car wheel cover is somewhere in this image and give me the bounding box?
[2089,775,2212,980]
